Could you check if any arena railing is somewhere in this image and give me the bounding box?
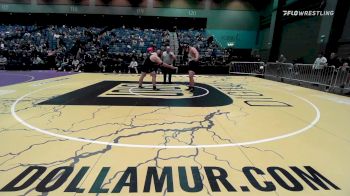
[265,63,336,87]
[292,64,336,87]
[228,61,265,76]
[228,61,349,94]
[265,62,294,79]
[330,67,350,93]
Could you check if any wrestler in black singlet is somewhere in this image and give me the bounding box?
[140,54,158,73]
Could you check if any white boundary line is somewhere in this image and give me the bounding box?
[129,85,209,99]
[0,90,16,96]
[11,84,320,149]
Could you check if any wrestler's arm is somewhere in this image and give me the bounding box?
[191,47,200,61]
[151,55,176,69]
[170,52,176,60]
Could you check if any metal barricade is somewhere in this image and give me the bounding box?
[293,64,335,87]
[227,61,347,94]
[265,63,335,87]
[265,62,294,79]
[290,64,314,82]
[331,67,350,92]
[229,62,265,76]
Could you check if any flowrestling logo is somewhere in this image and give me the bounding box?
[283,10,334,16]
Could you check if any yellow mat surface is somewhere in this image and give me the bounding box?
[0,73,349,195]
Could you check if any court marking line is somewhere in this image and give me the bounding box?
[129,84,209,99]
[11,84,320,149]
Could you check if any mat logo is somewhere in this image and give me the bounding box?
[0,166,340,194]
[212,83,292,107]
[99,83,194,99]
[39,81,233,107]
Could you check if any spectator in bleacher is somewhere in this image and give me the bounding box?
[57,56,70,71]
[128,58,138,74]
[161,46,176,84]
[312,53,328,84]
[339,57,350,70]
[132,38,137,46]
[340,62,349,72]
[328,52,341,68]
[0,25,184,72]
[140,38,145,47]
[20,53,31,70]
[276,54,287,63]
[77,59,85,72]
[183,45,188,65]
[207,36,214,47]
[252,54,262,62]
[32,54,44,67]
[338,61,350,93]
[115,54,124,73]
[107,53,116,73]
[72,58,80,72]
[98,53,108,72]
[178,43,184,65]
[47,50,56,70]
[210,47,217,65]
[163,30,170,46]
[178,43,183,55]
[121,53,131,73]
[9,51,19,69]
[137,53,144,64]
[84,53,95,72]
[275,54,287,77]
[313,53,327,70]
[0,54,7,69]
[142,52,147,60]
[0,40,5,49]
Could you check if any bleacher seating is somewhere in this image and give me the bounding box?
[177,29,225,58]
[0,24,227,71]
